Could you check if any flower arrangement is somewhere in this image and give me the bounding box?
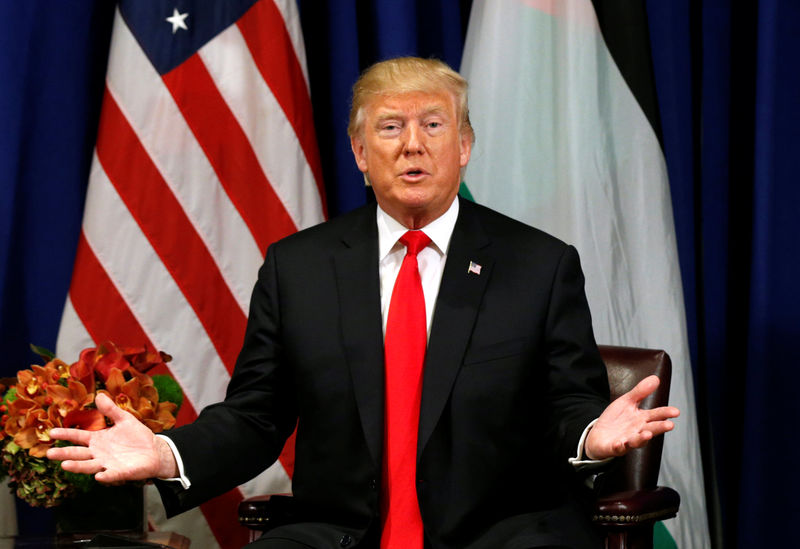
[0,342,183,508]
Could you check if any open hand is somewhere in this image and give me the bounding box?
[584,375,680,460]
[46,392,176,483]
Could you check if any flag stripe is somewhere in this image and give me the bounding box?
[95,88,246,375]
[68,233,199,429]
[71,177,251,549]
[81,155,230,412]
[162,54,299,254]
[237,0,327,214]
[199,23,324,232]
[104,12,263,314]
[269,0,311,91]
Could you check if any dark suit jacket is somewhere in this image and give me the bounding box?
[159,198,610,548]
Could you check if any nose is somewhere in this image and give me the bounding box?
[403,123,424,155]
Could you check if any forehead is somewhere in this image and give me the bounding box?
[364,90,457,119]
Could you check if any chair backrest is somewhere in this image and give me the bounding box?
[597,345,672,493]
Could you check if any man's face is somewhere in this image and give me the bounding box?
[350,90,472,228]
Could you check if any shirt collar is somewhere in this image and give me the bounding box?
[377,197,460,260]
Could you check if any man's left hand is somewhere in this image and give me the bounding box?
[584,375,680,460]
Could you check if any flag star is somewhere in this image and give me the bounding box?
[165,8,189,34]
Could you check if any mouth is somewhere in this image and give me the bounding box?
[401,168,428,181]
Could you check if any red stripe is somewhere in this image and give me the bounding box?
[69,233,250,546]
[94,88,245,376]
[200,489,248,547]
[237,0,327,217]
[161,54,298,256]
[68,232,199,427]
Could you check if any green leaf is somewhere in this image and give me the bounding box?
[29,344,56,361]
[3,386,18,406]
[151,374,184,411]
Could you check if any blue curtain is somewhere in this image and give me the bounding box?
[0,0,115,533]
[3,1,799,546]
[648,0,800,547]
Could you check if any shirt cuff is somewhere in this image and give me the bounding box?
[155,434,192,490]
[568,418,615,467]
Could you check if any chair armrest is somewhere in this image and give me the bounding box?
[238,494,294,531]
[593,486,680,527]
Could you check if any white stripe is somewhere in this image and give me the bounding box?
[199,23,325,231]
[146,485,221,549]
[239,460,292,499]
[82,155,230,412]
[105,10,262,314]
[271,0,311,91]
[55,296,96,360]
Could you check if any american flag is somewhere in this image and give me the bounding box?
[55,1,325,546]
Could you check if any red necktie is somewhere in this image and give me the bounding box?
[381,230,431,549]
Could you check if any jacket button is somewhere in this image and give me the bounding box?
[339,534,353,547]
[369,478,377,490]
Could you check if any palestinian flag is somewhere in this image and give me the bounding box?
[460,1,710,547]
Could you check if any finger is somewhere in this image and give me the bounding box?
[645,406,680,421]
[643,419,675,437]
[60,458,105,475]
[94,392,130,424]
[46,445,93,461]
[624,375,660,404]
[610,439,628,457]
[628,430,654,448]
[48,427,92,446]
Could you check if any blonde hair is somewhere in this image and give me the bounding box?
[347,57,475,143]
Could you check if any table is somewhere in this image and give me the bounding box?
[0,532,190,549]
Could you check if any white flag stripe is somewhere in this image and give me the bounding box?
[461,2,709,547]
[239,458,292,499]
[199,24,324,231]
[271,0,311,93]
[105,12,262,314]
[55,296,96,361]
[145,485,221,549]
[83,157,229,411]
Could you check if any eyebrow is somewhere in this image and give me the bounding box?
[374,106,449,124]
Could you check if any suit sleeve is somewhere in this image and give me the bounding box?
[157,244,297,516]
[542,245,610,463]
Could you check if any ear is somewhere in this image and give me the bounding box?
[459,131,472,168]
[350,135,369,173]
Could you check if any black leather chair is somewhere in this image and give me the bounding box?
[239,345,680,548]
[592,345,680,549]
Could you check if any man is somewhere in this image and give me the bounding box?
[48,57,679,549]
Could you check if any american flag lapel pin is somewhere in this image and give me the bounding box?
[467,261,482,275]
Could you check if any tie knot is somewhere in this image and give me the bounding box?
[399,230,431,256]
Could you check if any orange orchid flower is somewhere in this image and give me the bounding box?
[13,407,55,458]
[62,408,107,431]
[46,379,94,421]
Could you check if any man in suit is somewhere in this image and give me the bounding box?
[48,57,679,549]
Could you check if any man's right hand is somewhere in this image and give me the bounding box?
[46,392,178,483]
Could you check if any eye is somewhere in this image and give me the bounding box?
[427,121,441,129]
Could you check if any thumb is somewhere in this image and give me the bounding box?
[94,392,128,424]
[625,375,660,404]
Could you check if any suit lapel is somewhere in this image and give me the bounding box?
[333,205,385,468]
[418,200,493,458]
